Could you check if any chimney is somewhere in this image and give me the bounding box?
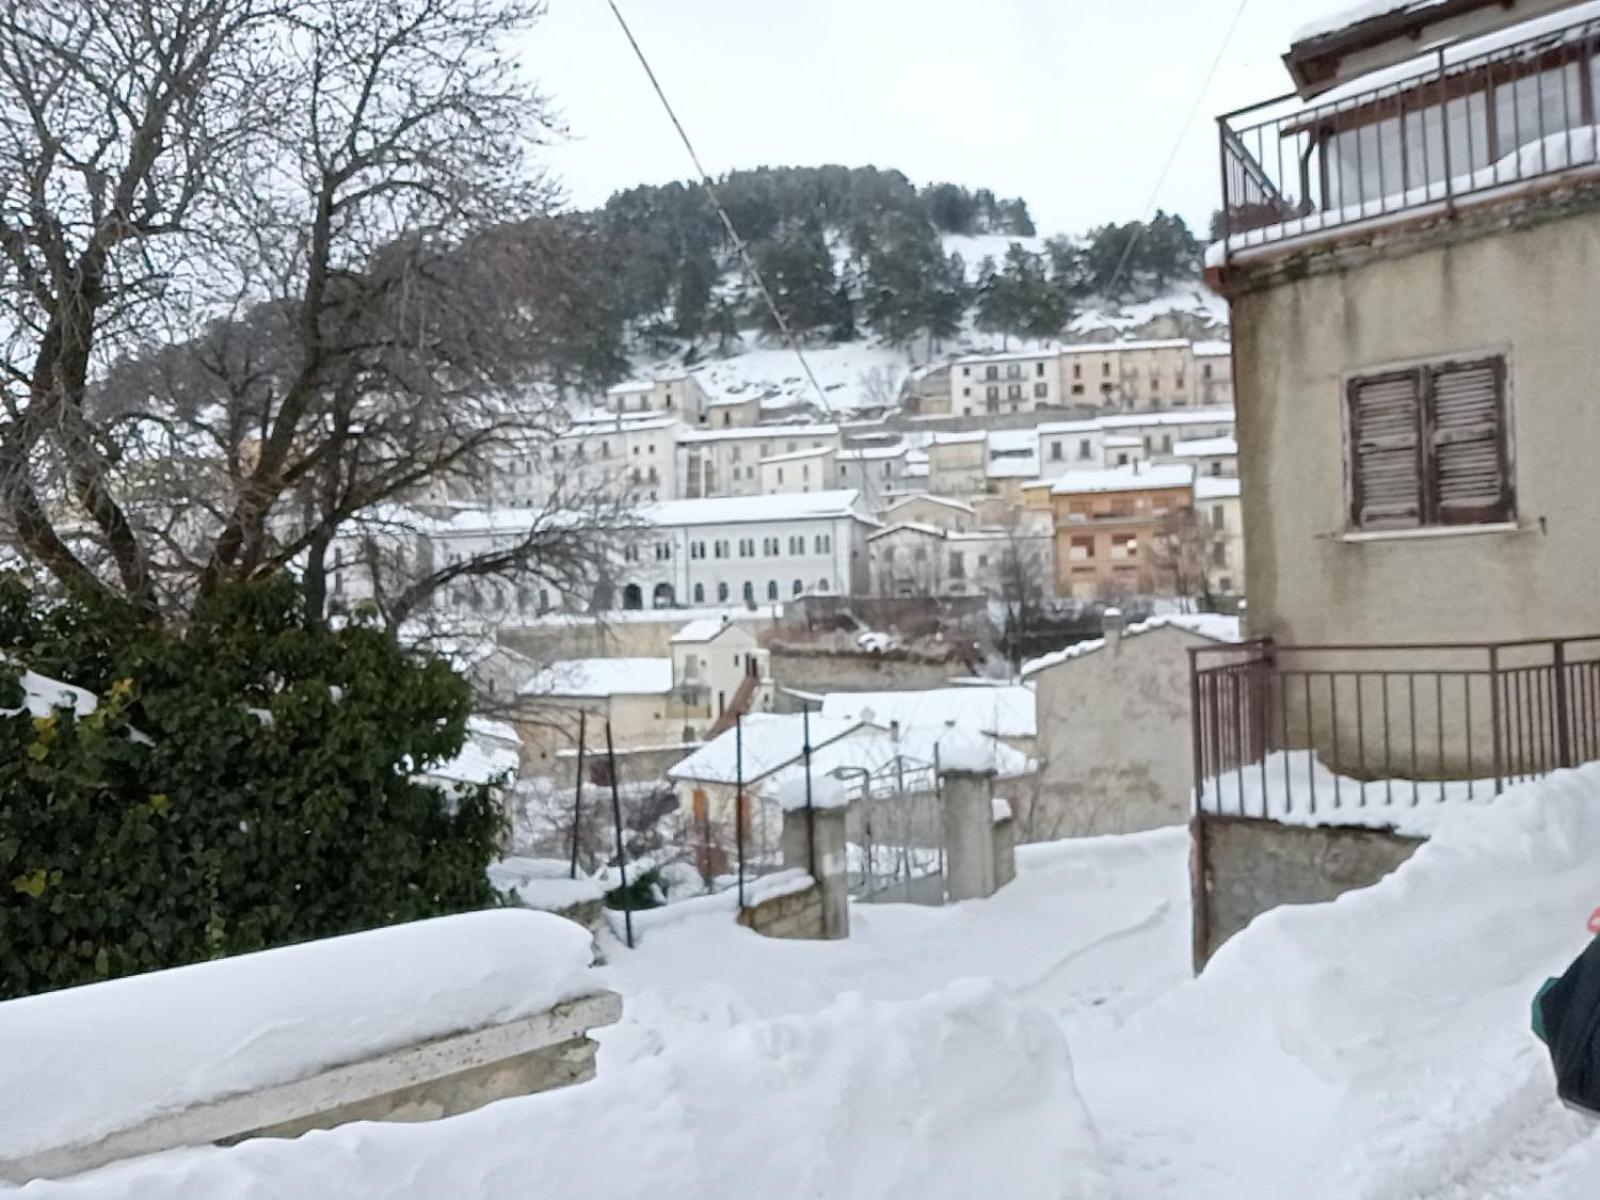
[1103,606,1125,654]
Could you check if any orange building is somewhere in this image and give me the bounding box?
[1046,465,1194,599]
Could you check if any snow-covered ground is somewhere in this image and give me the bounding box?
[15,768,1600,1198]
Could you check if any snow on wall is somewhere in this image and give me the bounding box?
[1082,763,1600,1198]
[0,910,596,1164]
[23,981,1116,1200]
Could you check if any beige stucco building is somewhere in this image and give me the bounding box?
[1046,465,1195,599]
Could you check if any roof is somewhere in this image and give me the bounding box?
[931,430,987,446]
[428,737,521,786]
[952,347,1059,366]
[1050,465,1193,495]
[836,444,908,462]
[606,379,654,396]
[867,521,947,542]
[519,658,675,699]
[1192,340,1232,357]
[884,494,974,515]
[1195,476,1243,500]
[667,714,865,785]
[670,617,739,645]
[759,445,836,465]
[1037,420,1104,435]
[1103,435,1145,448]
[1172,436,1238,457]
[987,456,1041,479]
[1021,613,1244,678]
[819,686,1036,739]
[678,422,839,445]
[1099,408,1236,430]
[642,490,867,529]
[1060,337,1191,355]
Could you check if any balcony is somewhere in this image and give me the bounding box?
[1215,12,1600,258]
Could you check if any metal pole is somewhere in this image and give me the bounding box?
[569,711,587,880]
[802,706,817,880]
[605,722,633,949]
[1554,639,1573,769]
[735,713,746,911]
[1489,645,1504,794]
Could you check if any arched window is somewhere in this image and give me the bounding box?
[817,579,829,593]
[792,580,803,596]
[766,581,778,600]
[693,582,705,604]
[652,582,675,609]
[742,581,754,603]
[622,583,643,610]
[717,582,729,602]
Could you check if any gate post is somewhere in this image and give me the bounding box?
[939,753,999,903]
[778,791,850,940]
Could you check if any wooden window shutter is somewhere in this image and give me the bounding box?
[1425,358,1510,525]
[1348,370,1423,530]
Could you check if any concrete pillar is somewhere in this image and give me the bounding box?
[940,769,997,902]
[780,803,850,939]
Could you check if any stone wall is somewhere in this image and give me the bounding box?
[770,647,965,700]
[736,875,826,939]
[992,813,1017,891]
[1193,812,1423,968]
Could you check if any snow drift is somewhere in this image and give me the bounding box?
[21,982,1116,1200]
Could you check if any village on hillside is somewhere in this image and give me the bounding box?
[6,1,1600,1198]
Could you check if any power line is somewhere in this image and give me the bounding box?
[599,0,841,432]
[1102,0,1252,302]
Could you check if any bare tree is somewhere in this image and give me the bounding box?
[0,0,621,626]
[996,525,1053,672]
[1149,505,1220,612]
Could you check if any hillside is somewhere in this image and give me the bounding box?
[573,165,1226,417]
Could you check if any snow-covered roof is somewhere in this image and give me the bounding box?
[678,422,839,445]
[559,415,680,441]
[819,686,1036,740]
[520,658,675,699]
[1171,436,1238,458]
[1037,419,1104,435]
[668,714,865,785]
[1060,337,1191,355]
[836,443,908,462]
[931,430,987,446]
[428,737,521,787]
[488,857,605,911]
[643,490,866,529]
[670,617,737,645]
[1021,613,1243,678]
[759,445,836,465]
[987,456,1042,479]
[1099,408,1235,430]
[867,521,947,542]
[1050,465,1193,495]
[987,429,1039,453]
[1103,435,1145,448]
[884,494,974,515]
[467,715,521,745]
[1192,340,1232,357]
[952,347,1059,366]
[1195,476,1243,500]
[606,379,654,396]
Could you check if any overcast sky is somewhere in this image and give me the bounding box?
[515,0,1342,236]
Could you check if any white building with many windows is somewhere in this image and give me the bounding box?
[949,349,1060,416]
[678,423,842,499]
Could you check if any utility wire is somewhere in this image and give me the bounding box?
[600,0,841,432]
[1102,0,1252,301]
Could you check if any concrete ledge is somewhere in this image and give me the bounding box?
[1193,810,1422,969]
[4,991,621,1185]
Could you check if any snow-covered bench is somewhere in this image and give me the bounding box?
[0,909,620,1185]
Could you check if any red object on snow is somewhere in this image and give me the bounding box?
[1588,907,1600,936]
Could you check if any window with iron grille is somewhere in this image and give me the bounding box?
[1346,356,1512,532]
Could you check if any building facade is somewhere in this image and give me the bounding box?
[1047,465,1195,599]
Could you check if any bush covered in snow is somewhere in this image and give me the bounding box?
[0,575,505,999]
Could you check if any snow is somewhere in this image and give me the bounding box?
[28,981,1114,1200]
[819,685,1036,739]
[1292,0,1451,44]
[1194,475,1242,500]
[677,420,838,445]
[1098,406,1235,429]
[668,714,866,786]
[773,772,850,812]
[519,657,675,698]
[488,856,605,910]
[757,444,834,465]
[1020,612,1242,678]
[0,910,595,1166]
[669,616,732,644]
[935,727,1000,774]
[1049,464,1194,494]
[2,667,98,720]
[643,489,866,528]
[690,335,910,417]
[426,736,520,786]
[1193,339,1232,357]
[1067,288,1229,336]
[992,796,1014,822]
[1171,435,1237,457]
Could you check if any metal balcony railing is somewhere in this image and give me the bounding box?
[1215,13,1600,257]
[1191,636,1600,819]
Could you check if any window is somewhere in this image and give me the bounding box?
[1347,357,1511,530]
[767,580,778,600]
[1204,363,1214,379]
[732,446,742,462]
[623,545,639,562]
[1212,505,1226,531]
[949,551,965,578]
[743,581,754,602]
[985,366,998,381]
[1030,382,1046,399]
[1050,441,1062,461]
[962,366,971,376]
[817,579,829,592]
[1151,376,1161,392]
[722,412,731,426]
[691,541,706,559]
[1210,461,1223,477]
[693,582,705,603]
[1007,364,1021,379]
[977,554,988,568]
[962,387,971,398]
[792,580,804,595]
[802,465,810,482]
[814,534,830,553]
[777,468,784,484]
[789,535,804,554]
[1007,384,1021,400]
[655,542,672,561]
[1211,542,1228,567]
[1071,384,1085,396]
[717,582,729,602]
[1073,362,1082,379]
[986,385,998,401]
[1175,374,1186,390]
[1069,535,1094,561]
[739,538,754,557]
[1035,362,1045,377]
[633,444,640,456]
[1077,438,1092,460]
[713,540,728,559]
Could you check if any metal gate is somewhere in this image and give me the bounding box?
[843,756,947,906]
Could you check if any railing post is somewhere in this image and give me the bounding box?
[1189,646,1206,814]
[1438,46,1455,213]
[1554,639,1573,769]
[1215,116,1231,260]
[1489,645,1504,794]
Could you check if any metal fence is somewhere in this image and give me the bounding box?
[840,756,947,906]
[1192,636,1600,818]
[1216,13,1600,255]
